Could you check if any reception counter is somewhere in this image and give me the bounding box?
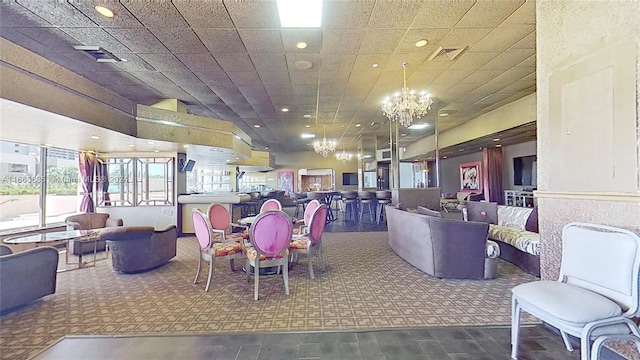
[178,193,251,234]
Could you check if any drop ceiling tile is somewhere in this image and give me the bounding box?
[224,1,280,29]
[15,0,94,27]
[292,86,317,96]
[368,1,424,29]
[162,71,204,88]
[322,1,374,28]
[488,66,535,84]
[264,84,294,96]
[195,71,234,87]
[511,31,536,49]
[470,82,513,97]
[195,29,246,53]
[383,53,429,72]
[457,1,525,28]
[319,84,347,96]
[227,71,262,86]
[69,2,143,28]
[394,29,450,53]
[214,86,246,105]
[250,54,288,72]
[501,0,536,26]
[320,54,356,73]
[176,53,223,73]
[481,49,535,70]
[472,25,535,52]
[460,69,506,84]
[173,1,234,28]
[447,51,499,70]
[292,96,317,106]
[353,54,390,71]
[412,1,474,29]
[321,29,363,53]
[10,27,79,52]
[138,53,188,72]
[440,28,492,48]
[0,1,53,27]
[116,54,157,71]
[497,77,536,94]
[407,70,443,87]
[214,53,255,72]
[319,71,350,85]
[60,27,131,55]
[107,28,169,53]
[281,29,323,52]
[121,0,190,28]
[359,29,406,53]
[439,82,481,100]
[289,71,319,85]
[285,53,322,72]
[238,29,282,53]
[258,71,291,85]
[148,28,209,54]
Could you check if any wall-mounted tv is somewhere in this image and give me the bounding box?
[181,159,195,172]
[342,172,358,186]
[513,155,536,186]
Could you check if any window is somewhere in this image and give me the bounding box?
[45,148,78,225]
[136,157,173,206]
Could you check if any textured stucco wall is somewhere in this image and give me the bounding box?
[537,1,640,358]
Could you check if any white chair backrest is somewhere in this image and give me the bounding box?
[560,222,640,316]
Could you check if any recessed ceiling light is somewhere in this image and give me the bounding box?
[372,63,378,68]
[370,122,376,126]
[128,144,135,148]
[153,149,160,153]
[147,141,155,145]
[492,138,501,141]
[183,145,189,148]
[355,124,361,127]
[253,124,261,128]
[443,156,448,159]
[43,143,53,147]
[94,5,114,18]
[408,123,429,130]
[439,112,449,117]
[415,39,428,47]
[277,0,322,28]
[305,125,311,128]
[303,114,312,118]
[400,133,407,137]
[459,148,465,151]
[90,135,100,140]
[281,107,289,112]
[225,159,230,162]
[265,147,269,150]
[496,144,502,147]
[235,157,240,160]
[301,133,316,139]
[296,42,307,49]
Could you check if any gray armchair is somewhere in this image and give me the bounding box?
[100,226,177,273]
[65,213,123,255]
[0,245,58,313]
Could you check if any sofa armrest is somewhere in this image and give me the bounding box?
[429,218,489,279]
[66,221,82,230]
[105,218,124,227]
[100,226,154,241]
[152,226,178,242]
[0,247,59,312]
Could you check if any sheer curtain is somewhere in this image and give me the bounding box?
[78,152,96,213]
[96,161,111,206]
[482,147,504,204]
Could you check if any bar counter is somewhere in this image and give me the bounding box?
[178,193,251,234]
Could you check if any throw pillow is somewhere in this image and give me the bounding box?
[417,206,443,218]
[525,206,539,233]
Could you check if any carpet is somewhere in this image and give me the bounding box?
[0,231,538,359]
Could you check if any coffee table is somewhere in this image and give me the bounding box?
[3,230,103,271]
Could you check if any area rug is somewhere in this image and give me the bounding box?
[0,231,538,359]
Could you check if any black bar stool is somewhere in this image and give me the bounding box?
[358,190,376,224]
[340,191,358,221]
[375,190,392,224]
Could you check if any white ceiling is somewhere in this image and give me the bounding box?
[0,0,536,157]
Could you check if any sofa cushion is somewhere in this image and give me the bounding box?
[489,224,540,256]
[525,206,539,233]
[497,206,533,231]
[417,206,443,218]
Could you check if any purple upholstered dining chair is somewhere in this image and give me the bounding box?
[206,203,248,243]
[192,209,244,292]
[259,198,282,212]
[244,210,293,300]
[292,199,321,237]
[290,204,328,279]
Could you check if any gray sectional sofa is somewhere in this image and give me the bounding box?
[385,205,500,280]
[465,201,540,277]
[100,225,177,273]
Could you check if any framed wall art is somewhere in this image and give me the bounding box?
[459,161,482,192]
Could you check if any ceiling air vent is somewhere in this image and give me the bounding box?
[73,45,122,63]
[427,46,467,61]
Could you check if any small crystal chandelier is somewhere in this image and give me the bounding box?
[313,125,336,158]
[381,62,433,127]
[335,147,353,164]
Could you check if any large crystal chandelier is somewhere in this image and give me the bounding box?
[335,148,353,164]
[313,125,336,158]
[381,62,433,127]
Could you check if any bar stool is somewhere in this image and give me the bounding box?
[340,191,358,221]
[357,190,376,224]
[292,192,308,218]
[375,190,392,224]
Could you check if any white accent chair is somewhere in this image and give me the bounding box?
[511,222,640,360]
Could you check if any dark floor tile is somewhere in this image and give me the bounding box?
[428,328,474,341]
[407,327,435,340]
[237,344,261,360]
[257,343,298,360]
[417,339,454,359]
[438,339,488,355]
[336,342,361,357]
[297,342,320,359]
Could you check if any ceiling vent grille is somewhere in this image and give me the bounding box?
[427,46,467,61]
[73,45,121,63]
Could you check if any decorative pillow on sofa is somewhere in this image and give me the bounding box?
[497,206,533,231]
[525,206,539,233]
[417,206,443,218]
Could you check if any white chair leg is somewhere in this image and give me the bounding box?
[511,298,521,359]
[194,253,202,284]
[283,260,289,295]
[204,258,214,292]
[254,261,260,301]
[580,335,590,360]
[560,330,574,352]
[317,246,325,270]
[246,259,251,283]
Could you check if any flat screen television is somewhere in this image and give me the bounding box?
[342,172,358,186]
[181,159,195,172]
[513,155,536,186]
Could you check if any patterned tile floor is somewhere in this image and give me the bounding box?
[31,324,625,360]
